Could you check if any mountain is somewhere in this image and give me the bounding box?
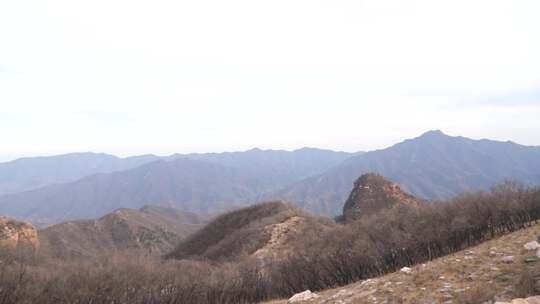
[0,158,266,226]
[0,149,354,226]
[4,131,540,224]
[342,173,419,223]
[0,152,161,196]
[167,201,335,262]
[38,205,207,258]
[181,147,356,191]
[272,130,540,216]
[0,148,353,199]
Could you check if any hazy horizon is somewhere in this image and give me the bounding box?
[2,0,539,161]
[1,129,538,163]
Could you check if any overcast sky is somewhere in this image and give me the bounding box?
[1,0,539,161]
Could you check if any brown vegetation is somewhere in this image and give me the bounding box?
[1,182,540,303]
[167,201,335,261]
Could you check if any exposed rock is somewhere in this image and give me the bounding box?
[342,173,418,222]
[537,249,540,259]
[496,297,540,304]
[527,296,540,304]
[524,241,540,251]
[0,216,39,250]
[331,289,353,299]
[253,216,306,258]
[400,267,412,274]
[287,290,320,303]
[168,201,336,262]
[501,256,515,264]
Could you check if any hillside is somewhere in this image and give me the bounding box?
[0,152,161,196]
[167,201,336,262]
[273,130,540,215]
[267,221,540,304]
[39,205,207,258]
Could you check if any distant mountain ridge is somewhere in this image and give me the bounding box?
[0,152,161,196]
[0,148,354,197]
[180,147,357,190]
[0,148,354,225]
[272,130,540,215]
[0,158,262,226]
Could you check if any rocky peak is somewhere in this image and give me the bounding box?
[0,216,39,250]
[342,173,418,223]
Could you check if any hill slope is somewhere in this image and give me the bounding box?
[167,201,336,262]
[39,205,207,258]
[273,130,540,215]
[266,221,540,304]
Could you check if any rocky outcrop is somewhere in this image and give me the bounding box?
[524,241,540,251]
[342,173,418,223]
[287,290,320,303]
[0,216,39,250]
[496,296,540,304]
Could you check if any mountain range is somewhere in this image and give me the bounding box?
[0,130,539,225]
[274,130,540,215]
[0,148,353,225]
[0,152,161,196]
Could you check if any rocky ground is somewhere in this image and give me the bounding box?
[266,222,540,304]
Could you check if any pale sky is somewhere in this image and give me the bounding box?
[1,0,539,161]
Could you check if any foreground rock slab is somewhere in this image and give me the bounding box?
[288,290,320,303]
[524,241,540,251]
[495,295,540,304]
